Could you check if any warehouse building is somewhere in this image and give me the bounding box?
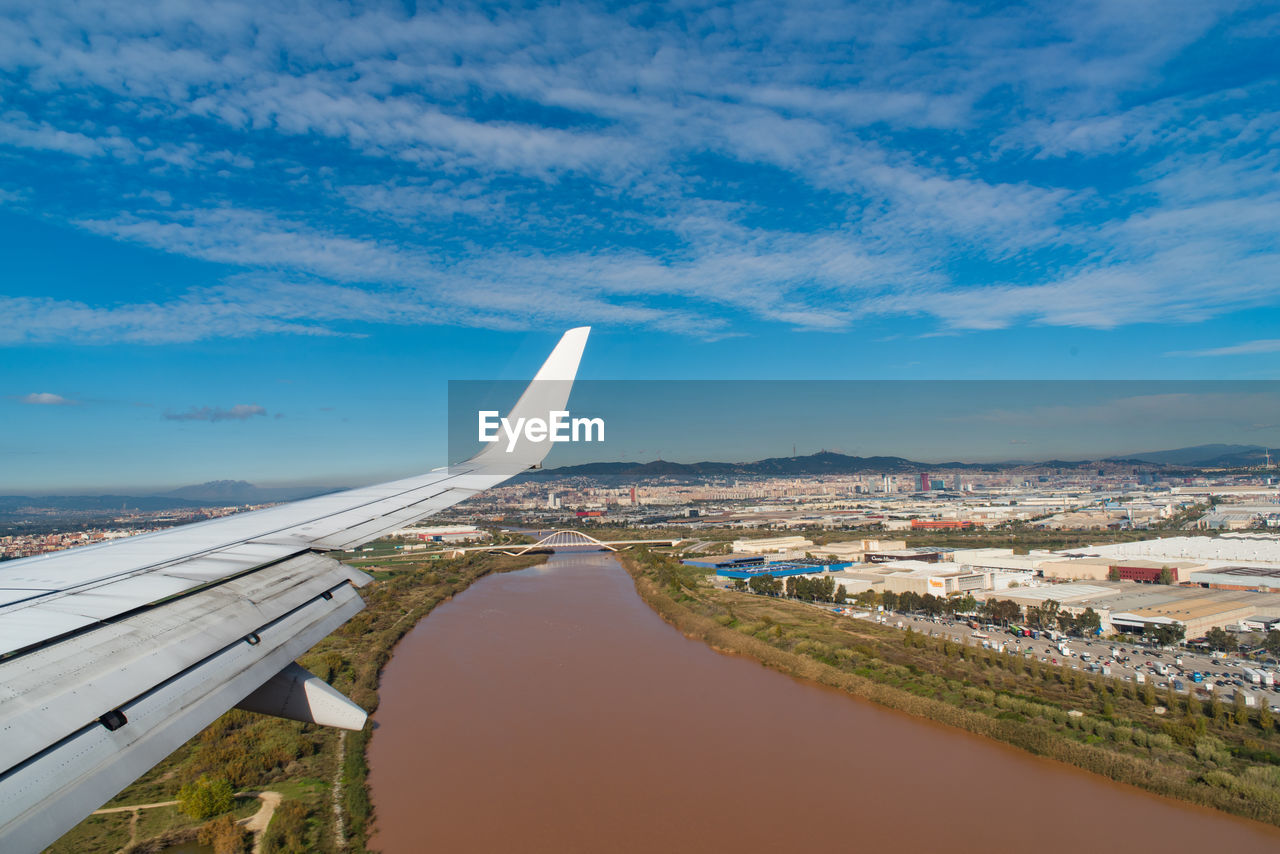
[1037,557,1115,581]
[1117,597,1260,639]
[865,547,950,564]
[702,561,854,581]
[862,560,988,596]
[1188,565,1280,592]
[730,535,815,555]
[809,539,906,561]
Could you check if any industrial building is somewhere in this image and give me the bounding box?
[864,547,949,564]
[1188,566,1280,592]
[697,561,855,581]
[730,535,815,555]
[1037,557,1115,581]
[809,539,906,561]
[389,525,490,543]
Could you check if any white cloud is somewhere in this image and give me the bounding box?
[18,392,77,405]
[1169,339,1280,358]
[0,0,1275,342]
[164,404,267,422]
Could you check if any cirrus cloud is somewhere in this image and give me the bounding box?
[164,404,268,422]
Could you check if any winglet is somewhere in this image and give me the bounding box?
[469,327,591,471]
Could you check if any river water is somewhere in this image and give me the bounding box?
[367,553,1280,852]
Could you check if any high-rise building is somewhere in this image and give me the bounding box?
[919,473,931,492]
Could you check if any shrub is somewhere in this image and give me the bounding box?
[261,800,309,854]
[178,776,234,820]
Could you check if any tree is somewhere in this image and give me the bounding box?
[957,593,977,615]
[882,590,899,611]
[1263,629,1280,657]
[1259,703,1275,734]
[748,574,782,596]
[855,589,880,608]
[835,584,848,603]
[1146,622,1185,647]
[1024,605,1043,629]
[1040,599,1061,629]
[732,578,747,592]
[1234,690,1250,726]
[1209,690,1224,723]
[178,776,234,821]
[1206,626,1239,652]
[1157,566,1174,586]
[1108,566,1122,582]
[990,599,1022,626]
[1076,608,1102,636]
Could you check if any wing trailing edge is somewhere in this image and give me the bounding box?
[0,328,591,853]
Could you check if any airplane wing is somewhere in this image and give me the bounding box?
[0,327,590,853]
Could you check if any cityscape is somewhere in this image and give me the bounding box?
[5,1,1280,852]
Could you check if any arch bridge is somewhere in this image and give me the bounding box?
[445,529,680,557]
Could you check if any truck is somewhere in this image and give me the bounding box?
[1134,671,1146,684]
[1263,671,1276,688]
[1101,665,1112,676]
[1156,664,1171,676]
[1245,668,1264,686]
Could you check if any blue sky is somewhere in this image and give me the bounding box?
[3,1,1279,492]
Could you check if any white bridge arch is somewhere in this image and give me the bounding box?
[503,529,619,555]
[440,529,681,557]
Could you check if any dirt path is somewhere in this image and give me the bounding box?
[95,792,282,854]
[93,800,177,853]
[331,730,348,851]
[237,791,283,854]
[92,800,178,814]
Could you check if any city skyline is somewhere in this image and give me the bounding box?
[4,1,1279,491]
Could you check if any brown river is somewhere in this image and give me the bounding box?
[368,553,1280,852]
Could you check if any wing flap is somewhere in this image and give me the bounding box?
[0,583,363,854]
[0,554,368,774]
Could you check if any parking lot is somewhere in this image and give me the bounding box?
[860,609,1280,712]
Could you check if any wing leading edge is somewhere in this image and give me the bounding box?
[0,327,590,853]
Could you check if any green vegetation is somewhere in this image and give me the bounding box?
[43,551,544,854]
[177,776,234,820]
[1207,626,1240,652]
[624,548,1280,829]
[196,814,250,854]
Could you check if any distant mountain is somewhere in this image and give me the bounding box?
[531,450,1001,480]
[1109,444,1269,467]
[523,447,1258,481]
[157,480,336,503]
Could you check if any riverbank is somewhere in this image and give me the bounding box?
[43,552,544,854]
[621,549,1280,830]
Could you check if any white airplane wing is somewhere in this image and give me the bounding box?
[0,327,590,853]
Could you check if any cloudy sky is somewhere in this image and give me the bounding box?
[3,1,1279,491]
